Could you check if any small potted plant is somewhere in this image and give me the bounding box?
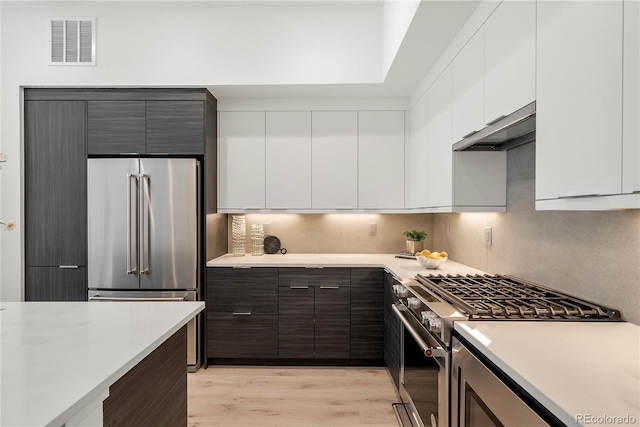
[403,230,427,254]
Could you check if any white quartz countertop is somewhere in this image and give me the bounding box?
[454,321,640,426]
[207,253,485,280]
[0,301,204,427]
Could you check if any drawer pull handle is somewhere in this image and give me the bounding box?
[290,286,309,289]
[59,265,79,269]
[232,312,252,316]
[320,286,340,289]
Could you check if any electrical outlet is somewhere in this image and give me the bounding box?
[368,223,377,236]
[484,227,492,246]
[263,223,270,234]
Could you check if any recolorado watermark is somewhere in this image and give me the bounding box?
[576,414,638,425]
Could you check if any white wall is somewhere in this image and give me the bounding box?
[382,0,420,77]
[0,1,384,300]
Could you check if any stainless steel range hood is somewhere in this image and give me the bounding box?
[452,101,536,151]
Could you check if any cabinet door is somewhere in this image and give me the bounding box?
[350,268,383,360]
[206,268,278,359]
[408,94,430,209]
[25,266,87,301]
[484,0,536,122]
[427,65,454,208]
[452,28,485,143]
[279,286,315,358]
[536,1,623,200]
[311,111,358,209]
[87,101,146,155]
[358,111,405,209]
[218,112,266,209]
[623,0,640,193]
[266,112,312,209]
[24,100,87,267]
[315,285,351,359]
[146,101,204,154]
[383,272,401,389]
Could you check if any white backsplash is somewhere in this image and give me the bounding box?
[227,213,433,255]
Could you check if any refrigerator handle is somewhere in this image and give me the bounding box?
[140,173,151,275]
[126,174,138,275]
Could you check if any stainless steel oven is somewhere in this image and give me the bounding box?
[451,336,550,426]
[389,274,621,427]
[393,303,448,427]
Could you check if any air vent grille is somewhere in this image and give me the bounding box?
[50,18,96,65]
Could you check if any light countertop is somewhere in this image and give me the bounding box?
[454,321,640,426]
[207,253,485,280]
[0,301,204,427]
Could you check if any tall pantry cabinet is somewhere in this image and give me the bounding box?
[24,100,88,301]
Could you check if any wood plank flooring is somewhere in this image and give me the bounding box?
[187,367,399,427]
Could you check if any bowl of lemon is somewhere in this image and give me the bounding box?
[415,250,448,269]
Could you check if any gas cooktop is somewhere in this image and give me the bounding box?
[415,274,621,321]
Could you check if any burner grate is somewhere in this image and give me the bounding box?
[415,274,620,320]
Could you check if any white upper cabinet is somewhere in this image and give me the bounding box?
[427,66,454,209]
[452,28,485,143]
[623,0,640,194]
[311,111,358,209]
[218,111,266,210]
[536,0,623,202]
[265,112,312,209]
[408,94,430,209]
[484,0,536,123]
[358,111,405,209]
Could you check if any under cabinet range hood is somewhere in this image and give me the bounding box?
[453,101,536,151]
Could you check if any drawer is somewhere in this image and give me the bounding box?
[278,267,350,287]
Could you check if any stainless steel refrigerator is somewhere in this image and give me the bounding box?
[87,158,200,367]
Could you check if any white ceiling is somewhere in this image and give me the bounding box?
[209,0,480,99]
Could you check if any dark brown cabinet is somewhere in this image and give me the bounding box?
[25,266,87,301]
[350,268,384,360]
[315,284,351,358]
[383,271,401,389]
[24,99,87,301]
[207,267,279,359]
[278,268,351,359]
[146,101,204,154]
[87,99,205,155]
[278,285,315,358]
[206,266,386,364]
[87,101,146,154]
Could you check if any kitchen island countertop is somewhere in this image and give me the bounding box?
[0,301,204,427]
[207,253,485,279]
[454,321,640,426]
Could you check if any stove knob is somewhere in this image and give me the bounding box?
[407,297,421,309]
[421,310,436,324]
[428,318,443,334]
[393,285,409,298]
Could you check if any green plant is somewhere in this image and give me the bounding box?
[403,230,426,241]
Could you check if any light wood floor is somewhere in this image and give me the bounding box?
[187,366,399,427]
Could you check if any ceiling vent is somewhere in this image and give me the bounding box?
[50,18,96,65]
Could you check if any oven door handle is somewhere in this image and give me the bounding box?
[392,304,447,359]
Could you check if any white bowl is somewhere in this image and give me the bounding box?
[417,255,448,269]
